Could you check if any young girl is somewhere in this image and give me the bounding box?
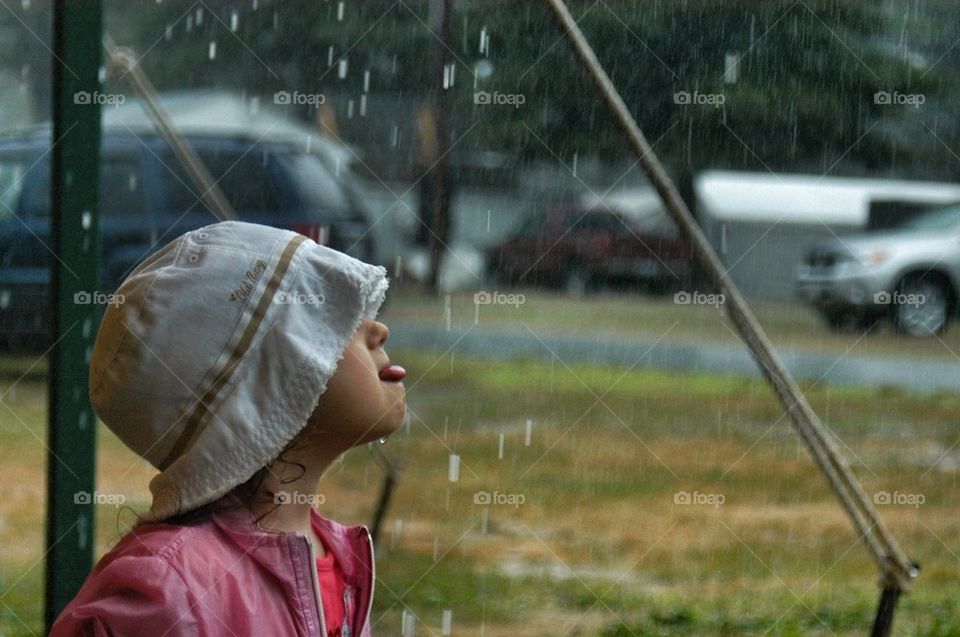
[50,221,407,637]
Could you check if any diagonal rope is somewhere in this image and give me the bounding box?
[542,0,917,594]
[102,33,237,222]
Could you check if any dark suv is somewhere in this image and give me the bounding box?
[0,128,375,349]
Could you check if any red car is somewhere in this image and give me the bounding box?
[486,202,693,295]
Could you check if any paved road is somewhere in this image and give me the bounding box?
[387,321,959,394]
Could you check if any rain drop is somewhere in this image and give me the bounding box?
[448,453,460,482]
[401,610,416,637]
[208,41,217,60]
[391,518,402,550]
[78,514,88,550]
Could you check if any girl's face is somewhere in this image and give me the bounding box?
[306,318,406,447]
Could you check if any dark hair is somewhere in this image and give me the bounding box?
[119,426,314,533]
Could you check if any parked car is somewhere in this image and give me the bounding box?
[0,127,376,350]
[485,201,692,295]
[795,201,960,336]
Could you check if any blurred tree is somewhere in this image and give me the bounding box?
[48,0,960,188]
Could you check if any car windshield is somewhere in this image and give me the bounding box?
[898,203,960,230]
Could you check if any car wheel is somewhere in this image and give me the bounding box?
[485,260,507,286]
[892,274,952,337]
[821,309,853,332]
[821,309,879,333]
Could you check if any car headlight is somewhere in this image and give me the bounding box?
[855,249,890,267]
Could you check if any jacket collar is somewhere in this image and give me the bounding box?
[210,506,375,634]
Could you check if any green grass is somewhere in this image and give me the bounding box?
[2,346,958,636]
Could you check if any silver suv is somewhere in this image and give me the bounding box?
[796,203,960,336]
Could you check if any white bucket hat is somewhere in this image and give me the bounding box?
[88,220,389,523]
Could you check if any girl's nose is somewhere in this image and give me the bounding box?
[371,320,389,347]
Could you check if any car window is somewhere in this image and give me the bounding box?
[568,210,622,230]
[101,156,145,217]
[160,146,282,215]
[897,203,960,230]
[0,156,27,221]
[511,211,546,237]
[20,155,50,221]
[277,151,354,219]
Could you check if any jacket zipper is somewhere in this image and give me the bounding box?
[305,537,328,637]
[360,526,375,636]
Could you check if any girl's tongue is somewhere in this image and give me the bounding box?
[378,364,406,382]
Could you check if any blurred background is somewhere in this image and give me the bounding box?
[1,1,959,635]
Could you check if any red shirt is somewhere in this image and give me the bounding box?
[316,539,347,636]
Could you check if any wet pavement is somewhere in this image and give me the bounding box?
[388,321,960,394]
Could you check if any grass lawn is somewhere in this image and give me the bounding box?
[0,343,958,635]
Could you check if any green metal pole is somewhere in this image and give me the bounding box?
[45,0,102,632]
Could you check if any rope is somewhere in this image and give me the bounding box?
[101,33,237,222]
[543,0,917,592]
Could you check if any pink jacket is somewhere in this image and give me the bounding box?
[49,507,375,637]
